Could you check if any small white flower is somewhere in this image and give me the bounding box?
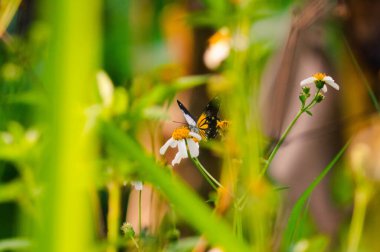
[204,27,231,70]
[300,73,339,93]
[160,126,201,166]
[131,181,143,191]
[96,70,114,108]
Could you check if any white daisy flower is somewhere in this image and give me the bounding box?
[204,27,231,70]
[160,126,201,166]
[131,181,143,191]
[300,73,339,93]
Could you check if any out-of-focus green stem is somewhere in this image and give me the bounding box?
[102,122,251,252]
[233,205,243,241]
[343,36,380,113]
[130,236,140,251]
[107,181,120,252]
[36,0,101,251]
[138,190,142,235]
[347,182,372,252]
[0,0,21,36]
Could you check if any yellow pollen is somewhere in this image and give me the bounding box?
[313,72,326,80]
[217,120,229,130]
[172,126,190,140]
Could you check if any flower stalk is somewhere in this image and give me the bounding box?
[260,73,339,176]
[138,190,142,235]
[106,180,120,252]
[347,181,373,252]
[191,155,224,190]
[260,85,327,176]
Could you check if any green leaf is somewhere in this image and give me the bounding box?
[101,122,251,252]
[305,110,312,116]
[131,74,208,118]
[281,141,350,251]
[0,180,23,203]
[299,95,306,105]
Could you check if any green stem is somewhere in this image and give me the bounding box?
[260,89,321,177]
[235,206,243,240]
[347,182,372,252]
[130,236,140,251]
[192,157,218,190]
[184,139,224,190]
[138,190,142,235]
[260,109,303,177]
[106,180,120,252]
[191,157,224,190]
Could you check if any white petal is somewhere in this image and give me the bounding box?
[300,77,316,86]
[324,76,339,90]
[322,85,328,93]
[170,140,178,148]
[172,140,188,166]
[187,139,199,158]
[172,152,183,166]
[178,140,188,158]
[160,138,176,155]
[204,41,230,70]
[189,131,202,141]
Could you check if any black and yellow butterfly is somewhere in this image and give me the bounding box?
[177,97,226,140]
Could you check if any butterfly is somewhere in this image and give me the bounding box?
[176,97,226,140]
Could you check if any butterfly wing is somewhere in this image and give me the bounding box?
[176,100,197,128]
[197,97,220,140]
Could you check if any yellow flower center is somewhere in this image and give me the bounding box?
[172,126,191,140]
[313,72,326,80]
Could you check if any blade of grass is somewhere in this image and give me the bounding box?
[106,180,120,252]
[342,36,380,113]
[0,0,21,37]
[36,0,101,251]
[101,122,251,252]
[281,141,350,251]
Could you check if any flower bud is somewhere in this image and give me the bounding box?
[121,222,135,238]
[316,93,325,103]
[315,80,325,90]
[302,86,310,95]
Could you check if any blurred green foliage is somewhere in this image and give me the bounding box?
[0,0,368,252]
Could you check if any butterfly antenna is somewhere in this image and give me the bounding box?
[172,120,186,125]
